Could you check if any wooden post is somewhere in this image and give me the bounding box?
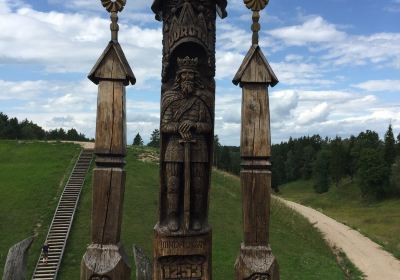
[81,1,135,279]
[233,1,280,278]
[2,236,33,280]
[151,0,227,279]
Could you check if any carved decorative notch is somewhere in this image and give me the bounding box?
[245,273,269,280]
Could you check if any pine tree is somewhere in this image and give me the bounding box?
[313,149,331,193]
[330,136,346,187]
[133,133,143,146]
[147,129,160,148]
[383,124,396,167]
[397,133,400,155]
[358,148,389,199]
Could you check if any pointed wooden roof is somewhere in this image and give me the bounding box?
[233,44,278,87]
[88,41,136,85]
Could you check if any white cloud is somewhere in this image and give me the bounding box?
[268,16,400,69]
[0,5,162,85]
[268,16,346,46]
[352,80,400,92]
[297,102,330,125]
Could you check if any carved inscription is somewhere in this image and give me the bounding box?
[160,256,205,280]
[245,273,269,280]
[90,275,111,280]
[160,240,206,250]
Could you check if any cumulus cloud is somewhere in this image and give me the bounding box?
[352,80,400,92]
[0,4,162,85]
[268,16,400,69]
[268,16,346,46]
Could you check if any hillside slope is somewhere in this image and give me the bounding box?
[0,140,81,277]
[278,180,400,259]
[58,146,360,279]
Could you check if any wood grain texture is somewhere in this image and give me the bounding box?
[241,170,271,246]
[95,81,126,156]
[235,43,279,279]
[241,84,270,158]
[2,236,33,280]
[133,245,153,280]
[233,45,278,87]
[91,168,126,244]
[81,244,131,279]
[153,229,212,280]
[234,244,279,280]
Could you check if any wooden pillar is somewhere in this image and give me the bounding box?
[233,43,279,279]
[81,1,136,279]
[151,0,227,279]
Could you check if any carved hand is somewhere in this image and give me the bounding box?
[179,120,195,133]
[178,121,195,140]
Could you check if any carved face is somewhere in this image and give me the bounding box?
[180,70,195,96]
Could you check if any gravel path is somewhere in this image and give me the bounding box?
[276,197,400,280]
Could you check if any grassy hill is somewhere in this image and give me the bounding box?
[0,140,81,277]
[58,146,361,279]
[278,179,400,259]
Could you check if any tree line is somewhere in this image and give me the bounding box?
[0,112,90,141]
[135,125,400,200]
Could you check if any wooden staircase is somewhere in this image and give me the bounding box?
[32,149,93,280]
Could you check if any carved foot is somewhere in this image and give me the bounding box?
[192,218,202,231]
[167,214,179,231]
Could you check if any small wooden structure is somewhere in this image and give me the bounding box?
[232,0,280,279]
[81,1,135,279]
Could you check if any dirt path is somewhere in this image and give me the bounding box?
[276,197,400,280]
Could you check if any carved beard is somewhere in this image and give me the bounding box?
[181,81,194,96]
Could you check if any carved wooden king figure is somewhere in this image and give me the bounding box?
[151,0,227,278]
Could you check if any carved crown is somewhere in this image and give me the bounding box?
[177,56,198,72]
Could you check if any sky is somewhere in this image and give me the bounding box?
[0,0,399,145]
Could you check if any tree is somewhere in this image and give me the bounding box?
[213,135,221,168]
[389,157,400,195]
[330,136,346,187]
[396,133,400,155]
[357,148,389,199]
[383,124,396,167]
[147,129,160,148]
[133,133,143,146]
[301,145,315,180]
[219,146,232,172]
[313,149,331,193]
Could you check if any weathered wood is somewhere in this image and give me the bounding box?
[233,45,278,87]
[153,230,212,279]
[95,81,126,156]
[241,170,271,246]
[152,0,226,278]
[91,168,126,244]
[241,84,271,157]
[133,245,153,280]
[233,2,279,277]
[2,236,33,280]
[81,2,133,279]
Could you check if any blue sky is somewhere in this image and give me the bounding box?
[0,0,399,145]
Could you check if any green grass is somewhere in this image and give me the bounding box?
[0,140,81,277]
[58,146,358,279]
[278,179,400,259]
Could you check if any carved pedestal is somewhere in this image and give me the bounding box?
[154,226,212,279]
[235,244,279,280]
[81,244,130,280]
